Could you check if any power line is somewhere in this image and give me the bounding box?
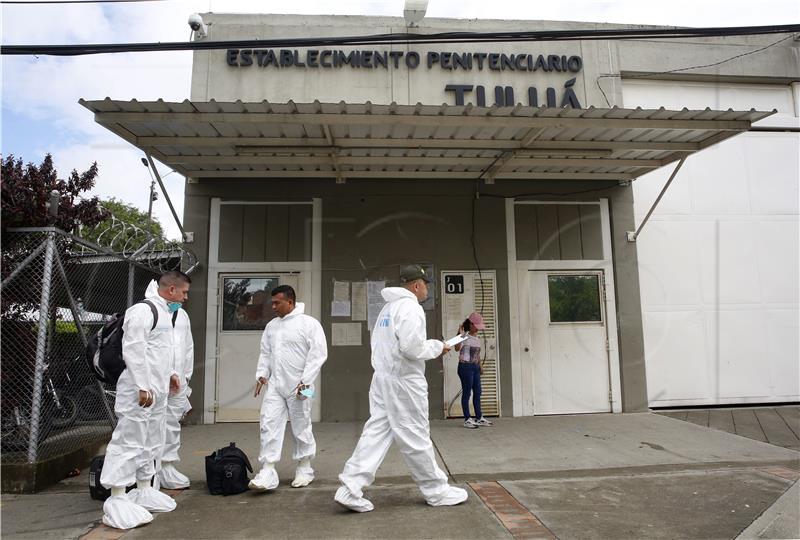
[2,23,799,56]
[1,0,169,4]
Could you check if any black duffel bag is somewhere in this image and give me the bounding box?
[88,455,136,500]
[205,442,253,496]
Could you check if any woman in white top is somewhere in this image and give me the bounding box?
[454,312,493,429]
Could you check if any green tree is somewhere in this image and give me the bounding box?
[80,198,165,251]
[1,154,111,364]
[1,153,110,318]
[547,275,602,322]
[1,153,108,234]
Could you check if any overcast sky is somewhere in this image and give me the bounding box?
[2,0,798,239]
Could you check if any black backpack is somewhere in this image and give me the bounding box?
[85,300,176,385]
[205,442,253,496]
[88,455,136,500]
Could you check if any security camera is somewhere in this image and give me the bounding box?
[404,0,428,27]
[188,13,207,38]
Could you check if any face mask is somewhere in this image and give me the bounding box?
[167,302,182,313]
[296,385,314,400]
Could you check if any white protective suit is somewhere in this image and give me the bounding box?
[254,302,327,482]
[158,308,194,489]
[337,287,464,508]
[101,280,179,527]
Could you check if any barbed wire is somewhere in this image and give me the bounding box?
[71,201,198,274]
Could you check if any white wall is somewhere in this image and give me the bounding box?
[623,80,800,407]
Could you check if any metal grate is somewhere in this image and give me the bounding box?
[474,274,500,417]
[474,277,497,338]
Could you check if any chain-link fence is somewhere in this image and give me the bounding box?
[1,224,198,466]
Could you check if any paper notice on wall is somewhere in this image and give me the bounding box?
[351,281,367,321]
[442,293,471,336]
[331,322,362,346]
[331,281,351,317]
[444,294,462,330]
[367,281,385,332]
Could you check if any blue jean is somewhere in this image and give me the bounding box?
[457,362,482,421]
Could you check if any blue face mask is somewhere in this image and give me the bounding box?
[167,302,182,313]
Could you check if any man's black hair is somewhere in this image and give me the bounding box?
[271,284,296,302]
[158,270,192,287]
[462,318,472,332]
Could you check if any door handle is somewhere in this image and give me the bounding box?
[524,347,530,352]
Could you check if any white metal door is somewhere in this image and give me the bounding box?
[530,271,610,414]
[215,273,300,422]
[441,271,500,418]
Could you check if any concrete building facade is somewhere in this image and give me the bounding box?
[84,14,799,423]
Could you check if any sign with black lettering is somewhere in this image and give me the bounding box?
[225,48,584,108]
[227,49,582,74]
[445,275,464,294]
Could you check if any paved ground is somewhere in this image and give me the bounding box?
[738,480,800,540]
[656,406,800,450]
[2,411,798,540]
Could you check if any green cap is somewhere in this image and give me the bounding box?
[399,264,431,284]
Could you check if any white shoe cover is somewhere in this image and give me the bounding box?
[159,462,190,489]
[291,473,313,488]
[102,495,154,530]
[127,486,177,513]
[334,486,374,513]
[426,486,469,507]
[248,467,279,491]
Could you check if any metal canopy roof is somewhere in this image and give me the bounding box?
[79,99,774,183]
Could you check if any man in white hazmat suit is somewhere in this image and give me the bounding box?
[249,284,328,491]
[100,271,192,529]
[335,265,468,512]
[157,290,194,489]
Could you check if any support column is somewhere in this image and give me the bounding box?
[27,233,56,463]
[127,262,135,308]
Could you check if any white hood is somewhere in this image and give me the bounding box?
[144,279,159,300]
[144,279,168,309]
[381,287,416,303]
[282,302,306,319]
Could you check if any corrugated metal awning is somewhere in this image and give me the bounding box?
[79,99,774,183]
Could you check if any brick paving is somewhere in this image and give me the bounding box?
[470,481,556,539]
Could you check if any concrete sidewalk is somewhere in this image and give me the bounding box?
[2,412,798,539]
[657,405,800,450]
